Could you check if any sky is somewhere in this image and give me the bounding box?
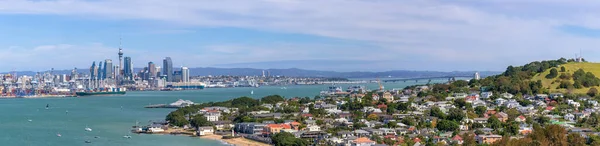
[1,0,600,72]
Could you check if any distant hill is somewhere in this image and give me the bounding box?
[1,67,501,78]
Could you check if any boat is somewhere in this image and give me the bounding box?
[85,140,92,143]
[46,104,49,110]
[85,126,92,132]
[28,119,32,122]
[57,134,61,137]
[76,87,126,96]
[281,87,287,90]
[123,135,131,138]
[251,90,254,95]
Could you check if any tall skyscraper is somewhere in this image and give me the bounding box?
[163,57,173,82]
[99,61,103,80]
[90,62,97,80]
[105,59,113,79]
[124,57,133,80]
[148,62,156,79]
[182,67,189,83]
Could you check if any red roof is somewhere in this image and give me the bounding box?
[354,137,375,144]
[378,104,388,109]
[452,135,463,141]
[302,113,313,117]
[546,106,554,111]
[413,137,421,142]
[518,115,526,120]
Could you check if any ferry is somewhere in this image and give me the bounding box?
[76,87,126,96]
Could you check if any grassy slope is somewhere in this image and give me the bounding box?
[530,62,600,94]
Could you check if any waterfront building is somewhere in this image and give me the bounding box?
[181,67,189,83]
[124,57,133,80]
[105,59,113,79]
[163,57,173,82]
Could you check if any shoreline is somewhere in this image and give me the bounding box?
[145,128,270,146]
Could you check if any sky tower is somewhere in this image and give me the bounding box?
[118,37,124,76]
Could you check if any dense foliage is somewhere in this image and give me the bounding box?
[271,132,309,146]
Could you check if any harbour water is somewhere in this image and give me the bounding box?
[0,80,437,146]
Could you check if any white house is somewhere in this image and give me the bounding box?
[495,98,507,105]
[308,125,321,132]
[564,113,575,122]
[480,92,493,99]
[197,126,214,136]
[501,93,514,99]
[204,111,221,122]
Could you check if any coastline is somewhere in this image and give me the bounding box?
[199,134,270,146]
[148,128,270,146]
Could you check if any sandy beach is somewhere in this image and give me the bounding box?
[200,134,271,146]
[146,127,270,146]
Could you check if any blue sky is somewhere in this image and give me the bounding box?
[1,0,600,72]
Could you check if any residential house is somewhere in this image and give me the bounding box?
[549,93,564,99]
[519,124,533,135]
[536,94,549,100]
[501,93,514,99]
[495,98,507,105]
[264,124,292,135]
[515,115,527,123]
[308,125,321,132]
[383,92,394,102]
[453,93,468,99]
[351,137,376,146]
[212,121,234,130]
[474,118,488,124]
[234,123,266,134]
[476,135,502,144]
[480,92,493,99]
[564,113,575,122]
[495,112,509,122]
[204,111,221,122]
[372,93,380,101]
[452,135,463,144]
[261,104,274,110]
[196,126,214,136]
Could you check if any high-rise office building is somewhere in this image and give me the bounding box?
[148,62,156,79]
[90,62,97,80]
[163,57,173,82]
[173,70,182,82]
[182,67,189,83]
[105,59,113,79]
[124,57,133,80]
[99,61,103,80]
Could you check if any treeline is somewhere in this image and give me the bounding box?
[166,95,286,127]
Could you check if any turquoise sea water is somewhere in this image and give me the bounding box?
[0,81,436,146]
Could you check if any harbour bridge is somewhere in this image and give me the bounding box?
[381,75,474,83]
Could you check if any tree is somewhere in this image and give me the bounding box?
[367,114,379,121]
[447,108,465,122]
[561,66,566,72]
[545,68,558,79]
[462,133,477,146]
[190,114,213,128]
[567,133,586,146]
[231,97,259,108]
[436,120,459,131]
[475,106,487,117]
[272,132,309,146]
[430,107,446,119]
[166,111,189,127]
[454,99,466,108]
[487,116,502,129]
[261,95,285,104]
[588,88,599,97]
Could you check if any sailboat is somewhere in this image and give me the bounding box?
[251,90,254,95]
[46,104,49,110]
[85,125,92,132]
[56,133,62,137]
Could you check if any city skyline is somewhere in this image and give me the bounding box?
[2,0,600,72]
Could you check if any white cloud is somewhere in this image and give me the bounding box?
[1,0,600,71]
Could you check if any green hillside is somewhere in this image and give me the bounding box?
[531,62,600,94]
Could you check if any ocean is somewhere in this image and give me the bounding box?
[0,80,437,146]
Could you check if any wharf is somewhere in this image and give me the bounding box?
[144,104,181,108]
